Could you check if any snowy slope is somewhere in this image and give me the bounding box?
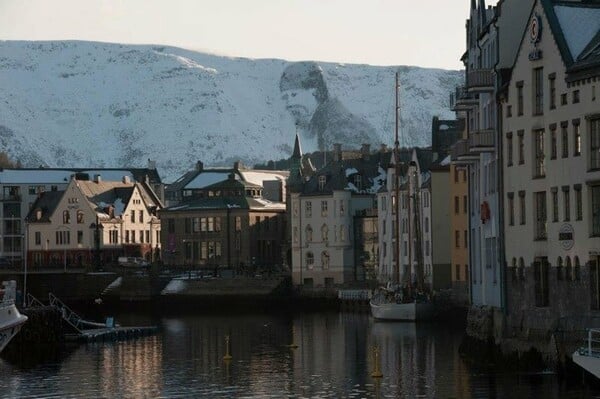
[0,41,462,181]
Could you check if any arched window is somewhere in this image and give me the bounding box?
[557,257,563,281]
[321,224,328,242]
[519,257,525,280]
[566,256,572,281]
[321,251,330,269]
[77,210,84,224]
[306,252,314,269]
[63,210,70,224]
[574,256,581,281]
[305,225,313,242]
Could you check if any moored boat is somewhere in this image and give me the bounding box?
[573,328,600,379]
[0,280,28,353]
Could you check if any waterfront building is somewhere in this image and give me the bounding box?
[25,174,162,268]
[450,0,534,315]
[289,143,388,288]
[501,0,600,333]
[0,163,162,266]
[160,173,286,272]
[165,160,288,207]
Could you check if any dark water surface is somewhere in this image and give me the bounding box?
[1,311,600,398]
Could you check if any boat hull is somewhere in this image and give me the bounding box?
[370,301,434,321]
[573,351,600,379]
[0,303,28,353]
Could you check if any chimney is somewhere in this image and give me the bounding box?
[122,175,131,184]
[147,159,157,170]
[333,143,342,162]
[196,161,204,172]
[234,160,244,170]
[361,143,371,160]
[94,174,102,183]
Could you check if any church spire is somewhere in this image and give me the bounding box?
[292,132,302,159]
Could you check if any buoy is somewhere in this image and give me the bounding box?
[223,335,233,361]
[371,346,383,378]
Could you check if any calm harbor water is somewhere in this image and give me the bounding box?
[1,310,599,398]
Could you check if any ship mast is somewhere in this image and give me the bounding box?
[393,72,400,285]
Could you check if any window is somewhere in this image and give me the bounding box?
[235,216,241,231]
[200,217,207,232]
[63,210,70,224]
[549,74,556,109]
[550,125,557,160]
[464,230,468,248]
[208,217,215,232]
[130,210,135,223]
[35,231,41,245]
[592,118,600,170]
[131,230,136,243]
[575,185,582,221]
[321,251,330,269]
[533,67,543,115]
[534,129,545,177]
[77,230,83,245]
[534,258,549,307]
[215,217,221,232]
[507,132,513,166]
[455,264,461,281]
[566,256,572,281]
[534,192,547,240]
[109,230,118,244]
[592,185,600,236]
[561,122,569,158]
[518,130,525,164]
[424,217,429,233]
[340,225,346,241]
[552,188,558,222]
[508,193,515,226]
[339,200,345,216]
[507,105,512,117]
[573,90,580,104]
[293,201,299,217]
[454,168,459,183]
[455,230,460,248]
[563,187,570,221]
[381,196,386,211]
[305,201,312,217]
[125,230,130,243]
[519,191,526,225]
[321,224,328,242]
[425,240,430,256]
[305,225,313,242]
[561,93,568,105]
[318,175,326,191]
[574,120,581,156]
[76,210,84,224]
[454,196,459,214]
[463,195,468,213]
[293,226,298,243]
[354,175,362,190]
[517,82,524,116]
[557,257,563,281]
[139,230,144,243]
[321,200,328,217]
[306,252,314,269]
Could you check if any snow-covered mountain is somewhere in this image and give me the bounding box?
[0,41,462,181]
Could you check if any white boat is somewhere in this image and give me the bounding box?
[370,290,434,321]
[0,280,28,353]
[573,328,600,379]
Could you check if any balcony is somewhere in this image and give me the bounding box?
[467,69,494,92]
[450,139,478,163]
[469,129,495,152]
[449,86,478,111]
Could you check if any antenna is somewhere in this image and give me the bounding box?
[393,71,401,285]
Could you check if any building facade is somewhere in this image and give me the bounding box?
[502,0,600,332]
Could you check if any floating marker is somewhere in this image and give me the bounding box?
[223,335,233,361]
[371,346,383,378]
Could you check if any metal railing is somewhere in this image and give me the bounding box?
[580,328,600,357]
[469,129,495,148]
[449,86,476,109]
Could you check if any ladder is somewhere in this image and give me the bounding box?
[49,292,84,333]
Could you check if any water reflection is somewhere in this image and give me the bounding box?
[1,311,599,398]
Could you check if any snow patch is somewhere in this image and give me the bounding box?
[345,168,359,177]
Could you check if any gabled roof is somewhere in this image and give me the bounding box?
[25,191,64,223]
[76,179,160,217]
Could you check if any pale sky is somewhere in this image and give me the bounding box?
[0,0,495,70]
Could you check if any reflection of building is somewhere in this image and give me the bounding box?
[160,174,285,270]
[353,209,378,282]
[289,141,388,288]
[26,175,162,268]
[0,164,162,265]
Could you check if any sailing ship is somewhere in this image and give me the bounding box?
[370,73,434,321]
[0,280,28,353]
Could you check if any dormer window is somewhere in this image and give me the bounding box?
[318,175,326,191]
[63,210,70,224]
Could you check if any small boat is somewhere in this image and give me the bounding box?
[370,288,434,321]
[573,328,600,379]
[0,280,28,353]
